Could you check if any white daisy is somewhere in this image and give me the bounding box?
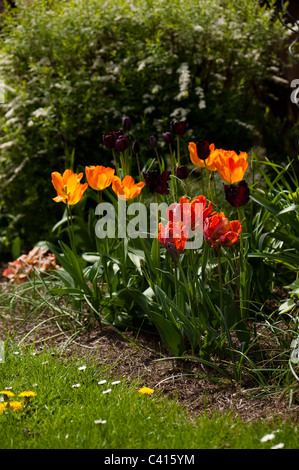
[271,443,284,449]
[260,433,275,442]
[97,380,107,385]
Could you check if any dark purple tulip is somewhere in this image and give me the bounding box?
[175,165,189,180]
[122,116,132,131]
[149,135,158,148]
[143,170,171,195]
[132,140,140,154]
[162,132,174,145]
[224,180,250,207]
[166,242,180,263]
[170,120,189,135]
[115,134,130,152]
[102,131,117,149]
[195,139,211,160]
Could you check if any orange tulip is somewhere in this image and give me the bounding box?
[213,149,248,184]
[204,211,242,248]
[188,141,218,171]
[157,221,187,253]
[111,175,145,200]
[85,165,115,191]
[51,169,88,205]
[167,195,213,237]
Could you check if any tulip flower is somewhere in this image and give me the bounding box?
[170,120,189,135]
[143,170,171,195]
[112,175,145,200]
[188,141,218,171]
[204,211,242,248]
[51,169,88,205]
[175,165,189,180]
[223,180,250,207]
[121,116,132,131]
[157,220,187,253]
[167,195,213,236]
[162,132,174,145]
[115,134,130,152]
[85,166,115,191]
[213,149,248,185]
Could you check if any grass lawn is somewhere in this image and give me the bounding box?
[0,341,298,450]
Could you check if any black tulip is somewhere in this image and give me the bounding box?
[122,116,132,131]
[195,139,211,160]
[162,132,174,145]
[170,120,189,135]
[115,134,130,152]
[143,170,171,195]
[224,180,250,207]
[149,135,158,148]
[175,165,189,180]
[132,140,140,154]
[102,131,117,149]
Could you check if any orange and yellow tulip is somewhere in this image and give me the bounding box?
[111,175,145,200]
[213,149,248,185]
[188,142,218,171]
[204,211,242,248]
[51,169,88,205]
[85,165,115,191]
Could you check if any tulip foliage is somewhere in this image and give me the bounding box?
[46,115,299,377]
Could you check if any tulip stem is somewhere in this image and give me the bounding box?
[237,206,246,319]
[66,204,76,255]
[136,153,142,181]
[174,260,178,306]
[169,144,175,174]
[177,136,181,167]
[112,149,119,176]
[154,148,163,173]
[204,161,212,201]
[217,247,223,314]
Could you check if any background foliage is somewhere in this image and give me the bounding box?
[0,0,295,255]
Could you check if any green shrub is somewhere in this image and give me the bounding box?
[0,0,292,253]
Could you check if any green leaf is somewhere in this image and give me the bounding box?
[149,309,185,356]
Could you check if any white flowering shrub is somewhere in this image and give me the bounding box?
[0,0,291,252]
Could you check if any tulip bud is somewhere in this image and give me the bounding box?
[149,135,158,148]
[162,132,174,145]
[132,140,140,154]
[175,165,189,179]
[122,116,132,131]
[102,131,117,149]
[166,242,180,263]
[115,134,130,152]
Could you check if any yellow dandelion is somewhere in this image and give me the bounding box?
[9,401,23,412]
[0,402,7,414]
[138,387,154,395]
[18,391,37,398]
[0,390,15,397]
